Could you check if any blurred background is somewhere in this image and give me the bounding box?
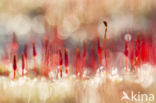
[0,0,156,72]
[0,0,155,39]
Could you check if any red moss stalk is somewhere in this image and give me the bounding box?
[44,37,49,64]
[22,53,25,77]
[103,21,108,70]
[75,48,81,77]
[24,44,28,70]
[135,33,141,71]
[64,48,69,75]
[59,49,63,78]
[125,40,128,71]
[32,42,37,76]
[97,36,102,66]
[81,40,87,73]
[13,55,17,80]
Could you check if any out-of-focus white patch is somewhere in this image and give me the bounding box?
[72,29,87,43]
[10,81,17,87]
[111,67,118,75]
[49,70,56,79]
[6,14,31,35]
[57,27,71,39]
[124,33,132,41]
[18,67,27,75]
[137,64,154,88]
[98,21,106,38]
[31,16,45,34]
[38,81,50,101]
[32,78,38,83]
[96,66,104,73]
[91,77,101,88]
[62,15,80,33]
[82,70,87,78]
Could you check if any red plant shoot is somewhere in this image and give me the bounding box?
[141,40,147,63]
[125,40,128,71]
[135,33,141,70]
[75,48,81,77]
[97,36,102,66]
[32,42,37,75]
[13,55,17,80]
[103,21,108,70]
[59,49,63,78]
[64,48,69,75]
[90,45,97,73]
[44,37,49,68]
[24,44,28,70]
[129,43,134,70]
[24,44,28,59]
[44,37,49,53]
[81,40,87,72]
[44,37,49,58]
[124,33,131,71]
[32,42,37,57]
[22,53,25,77]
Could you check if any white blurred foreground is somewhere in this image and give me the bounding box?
[0,64,156,103]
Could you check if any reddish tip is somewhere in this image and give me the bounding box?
[32,42,37,57]
[64,48,68,67]
[97,37,102,54]
[44,37,49,51]
[12,32,18,44]
[103,21,108,33]
[83,40,87,58]
[103,21,108,27]
[59,49,63,65]
[13,55,17,71]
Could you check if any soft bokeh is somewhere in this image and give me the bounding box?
[0,0,155,41]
